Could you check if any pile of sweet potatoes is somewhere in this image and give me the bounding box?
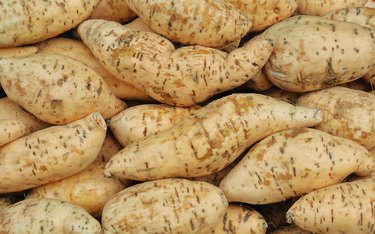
[0,0,374,233]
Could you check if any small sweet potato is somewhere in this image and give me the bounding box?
[0,113,107,193]
[0,198,101,234]
[102,178,228,234]
[262,15,375,92]
[27,162,125,217]
[0,0,100,47]
[220,128,373,204]
[125,0,252,47]
[286,178,375,233]
[297,87,375,149]
[0,53,126,124]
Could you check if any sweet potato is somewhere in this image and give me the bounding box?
[27,162,125,217]
[0,0,100,47]
[269,225,313,234]
[0,97,49,134]
[297,0,367,16]
[261,88,300,104]
[297,87,375,149]
[0,112,106,193]
[125,0,251,47]
[286,178,375,233]
[212,205,267,234]
[245,71,273,91]
[78,20,273,106]
[0,198,101,234]
[110,104,199,146]
[89,0,136,23]
[220,128,373,204]
[0,53,126,124]
[37,37,151,101]
[227,0,298,31]
[0,119,28,147]
[324,7,375,29]
[105,94,323,181]
[262,15,375,92]
[102,178,227,234]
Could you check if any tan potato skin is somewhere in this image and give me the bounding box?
[125,0,251,47]
[0,198,101,234]
[102,178,228,234]
[297,0,367,16]
[0,98,49,134]
[228,0,298,32]
[78,19,273,106]
[262,15,375,92]
[0,119,28,147]
[37,38,151,101]
[110,104,199,146]
[212,205,267,234]
[286,178,375,234]
[105,94,323,181]
[0,197,11,212]
[89,0,136,23]
[297,87,375,149]
[0,46,38,58]
[0,53,126,124]
[220,128,374,204]
[0,113,107,193]
[0,0,100,47]
[94,132,123,163]
[261,87,301,104]
[269,225,313,234]
[27,162,125,217]
[324,7,375,29]
[245,70,273,91]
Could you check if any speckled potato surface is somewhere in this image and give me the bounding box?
[297,0,367,16]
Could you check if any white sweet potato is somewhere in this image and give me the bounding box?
[227,0,298,31]
[324,7,375,29]
[286,178,375,233]
[37,38,151,101]
[262,15,375,92]
[297,87,375,149]
[212,205,267,234]
[269,225,313,234]
[0,53,126,124]
[27,162,125,217]
[297,0,367,16]
[0,113,106,193]
[105,94,323,181]
[220,128,374,204]
[125,0,251,47]
[110,104,199,146]
[89,0,136,23]
[0,0,100,47]
[0,198,101,234]
[245,71,273,91]
[78,19,273,106]
[0,97,49,134]
[102,178,227,234]
[0,119,28,147]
